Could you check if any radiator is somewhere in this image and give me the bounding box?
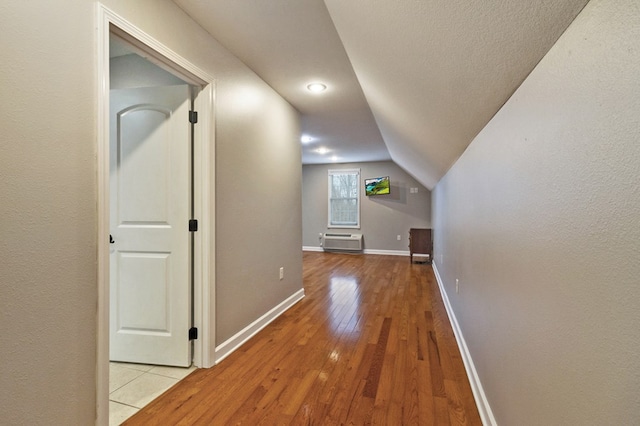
[322,233,363,251]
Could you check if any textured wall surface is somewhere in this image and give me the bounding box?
[303,161,431,251]
[0,1,97,424]
[214,68,302,344]
[432,0,640,423]
[0,0,302,423]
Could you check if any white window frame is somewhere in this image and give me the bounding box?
[328,168,361,229]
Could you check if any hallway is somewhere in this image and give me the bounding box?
[124,252,481,424]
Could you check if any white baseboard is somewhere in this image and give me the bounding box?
[214,288,305,364]
[432,263,497,426]
[363,249,409,256]
[302,246,409,256]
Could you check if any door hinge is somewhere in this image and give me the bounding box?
[189,327,198,340]
[189,110,198,124]
[189,219,198,232]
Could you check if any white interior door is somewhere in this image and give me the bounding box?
[109,84,191,367]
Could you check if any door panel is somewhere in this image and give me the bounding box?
[117,252,170,333]
[117,106,172,224]
[109,85,191,367]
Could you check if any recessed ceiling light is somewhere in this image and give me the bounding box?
[301,135,313,143]
[316,147,329,155]
[331,156,338,162]
[307,83,327,93]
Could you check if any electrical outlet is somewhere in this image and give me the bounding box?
[397,234,401,241]
[279,267,284,280]
[456,278,459,293]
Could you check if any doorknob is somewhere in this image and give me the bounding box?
[110,234,115,244]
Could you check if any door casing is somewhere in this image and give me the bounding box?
[96,4,215,424]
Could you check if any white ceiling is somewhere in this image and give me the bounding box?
[174,0,588,189]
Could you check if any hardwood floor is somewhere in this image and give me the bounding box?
[124,252,481,425]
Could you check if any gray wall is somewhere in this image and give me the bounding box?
[110,53,186,89]
[0,0,302,423]
[432,0,640,424]
[215,59,302,344]
[1,2,97,424]
[303,161,430,251]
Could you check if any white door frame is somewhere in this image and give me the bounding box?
[96,4,215,424]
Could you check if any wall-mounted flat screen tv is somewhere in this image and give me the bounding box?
[364,176,390,196]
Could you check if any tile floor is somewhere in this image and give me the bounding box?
[109,362,196,425]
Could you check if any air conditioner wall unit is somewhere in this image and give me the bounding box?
[322,233,363,251]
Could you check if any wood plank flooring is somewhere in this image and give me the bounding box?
[123,252,481,425]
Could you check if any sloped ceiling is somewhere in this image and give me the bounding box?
[174,0,588,189]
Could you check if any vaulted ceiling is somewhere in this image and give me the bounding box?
[174,0,589,189]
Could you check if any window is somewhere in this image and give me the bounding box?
[328,168,360,228]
